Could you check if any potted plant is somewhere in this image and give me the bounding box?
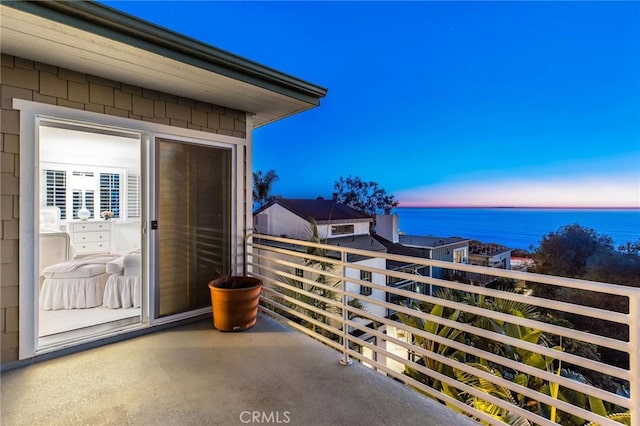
[208,273,262,331]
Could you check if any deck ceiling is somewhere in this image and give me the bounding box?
[0,4,324,127]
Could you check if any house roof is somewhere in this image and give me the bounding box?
[469,242,512,257]
[329,234,387,252]
[252,234,386,262]
[0,1,327,127]
[399,235,469,249]
[255,198,372,224]
[372,233,425,258]
[329,234,387,262]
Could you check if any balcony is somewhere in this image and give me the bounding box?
[249,234,639,426]
[0,316,474,425]
[2,233,637,426]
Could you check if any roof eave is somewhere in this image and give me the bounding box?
[3,0,327,108]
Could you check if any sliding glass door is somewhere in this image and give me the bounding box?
[37,121,142,346]
[157,139,232,317]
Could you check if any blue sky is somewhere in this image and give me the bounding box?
[104,1,640,208]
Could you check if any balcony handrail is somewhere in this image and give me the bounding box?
[342,313,628,408]
[338,284,630,380]
[246,233,637,426]
[342,318,622,425]
[250,233,640,296]
[251,234,632,329]
[249,233,632,352]
[252,251,629,348]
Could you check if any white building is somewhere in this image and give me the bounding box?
[254,198,389,324]
[375,212,513,288]
[375,212,470,281]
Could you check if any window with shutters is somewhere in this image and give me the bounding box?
[126,171,141,219]
[43,169,67,219]
[41,166,138,221]
[100,173,120,218]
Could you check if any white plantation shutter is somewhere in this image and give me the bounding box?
[42,167,140,221]
[43,169,67,219]
[126,171,141,219]
[99,173,120,218]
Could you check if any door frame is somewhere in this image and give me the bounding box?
[16,100,249,359]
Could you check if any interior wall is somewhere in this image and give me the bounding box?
[40,126,140,170]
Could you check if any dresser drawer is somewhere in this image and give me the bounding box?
[75,241,110,253]
[73,222,110,232]
[69,220,111,255]
[73,230,109,244]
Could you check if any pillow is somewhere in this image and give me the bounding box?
[106,256,125,275]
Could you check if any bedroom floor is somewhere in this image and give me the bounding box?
[39,306,140,336]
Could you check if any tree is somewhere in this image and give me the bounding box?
[333,175,398,216]
[253,169,279,207]
[617,238,640,256]
[530,224,640,373]
[533,224,614,278]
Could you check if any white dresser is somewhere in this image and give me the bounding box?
[68,221,112,256]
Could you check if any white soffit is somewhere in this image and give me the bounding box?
[0,5,318,127]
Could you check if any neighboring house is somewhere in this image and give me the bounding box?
[254,198,388,325]
[398,235,470,278]
[375,212,513,289]
[466,241,513,286]
[254,197,373,241]
[0,2,326,366]
[469,242,512,270]
[375,212,470,279]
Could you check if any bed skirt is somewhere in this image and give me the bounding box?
[103,275,141,309]
[40,273,108,310]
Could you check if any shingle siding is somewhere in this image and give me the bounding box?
[0,53,247,364]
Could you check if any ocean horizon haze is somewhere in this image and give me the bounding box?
[393,207,640,250]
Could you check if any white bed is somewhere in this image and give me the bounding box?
[40,257,141,310]
[40,255,119,310]
[38,207,141,310]
[103,253,141,309]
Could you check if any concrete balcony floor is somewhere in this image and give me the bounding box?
[1,315,476,426]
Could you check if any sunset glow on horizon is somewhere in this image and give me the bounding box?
[396,176,640,209]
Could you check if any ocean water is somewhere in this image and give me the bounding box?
[394,208,640,250]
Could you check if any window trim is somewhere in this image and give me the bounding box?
[359,270,373,296]
[331,224,355,236]
[453,247,468,264]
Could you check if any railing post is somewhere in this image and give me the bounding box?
[630,293,640,426]
[339,250,352,366]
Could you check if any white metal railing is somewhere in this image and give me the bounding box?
[246,233,639,426]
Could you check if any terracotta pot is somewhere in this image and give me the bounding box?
[208,276,262,331]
